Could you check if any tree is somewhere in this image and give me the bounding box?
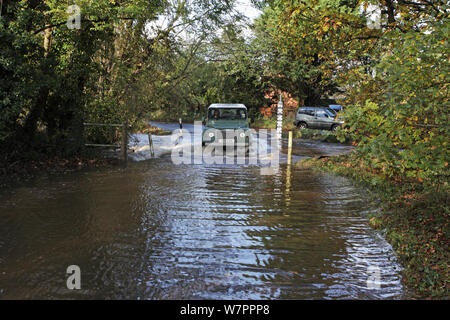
[0,0,240,160]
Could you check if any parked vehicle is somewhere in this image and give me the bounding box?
[202,104,251,147]
[293,106,344,131]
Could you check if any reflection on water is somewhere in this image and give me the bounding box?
[0,153,404,299]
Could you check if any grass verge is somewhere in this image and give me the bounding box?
[250,115,296,131]
[290,128,349,143]
[136,125,171,136]
[134,119,172,136]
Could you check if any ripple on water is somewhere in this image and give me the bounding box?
[0,156,405,299]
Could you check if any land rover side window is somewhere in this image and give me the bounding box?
[208,108,222,120]
[235,109,247,119]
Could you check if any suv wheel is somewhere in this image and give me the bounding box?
[331,125,339,132]
[297,122,308,129]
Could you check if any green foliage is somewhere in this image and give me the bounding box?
[0,0,240,161]
[338,21,449,185]
[258,0,449,186]
[253,0,364,105]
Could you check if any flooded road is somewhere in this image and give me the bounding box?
[0,124,405,299]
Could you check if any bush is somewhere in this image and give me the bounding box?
[337,26,449,187]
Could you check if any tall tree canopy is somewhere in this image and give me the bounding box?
[1,0,448,186]
[0,0,239,159]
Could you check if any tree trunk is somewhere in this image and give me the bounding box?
[383,0,396,25]
[21,87,48,143]
[43,26,53,56]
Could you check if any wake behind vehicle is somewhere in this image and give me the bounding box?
[293,106,344,131]
[202,104,251,147]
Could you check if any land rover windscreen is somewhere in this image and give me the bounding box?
[202,104,251,147]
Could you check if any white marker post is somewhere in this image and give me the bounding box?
[268,95,283,176]
[277,95,283,140]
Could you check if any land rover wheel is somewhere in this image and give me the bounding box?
[331,125,339,132]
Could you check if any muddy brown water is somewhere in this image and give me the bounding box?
[0,130,406,299]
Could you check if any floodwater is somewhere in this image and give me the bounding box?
[0,124,405,299]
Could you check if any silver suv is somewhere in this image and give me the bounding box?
[293,107,344,131]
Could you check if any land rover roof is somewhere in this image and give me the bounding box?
[208,104,247,109]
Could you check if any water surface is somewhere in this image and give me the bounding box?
[0,147,405,299]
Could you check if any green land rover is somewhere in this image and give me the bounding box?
[202,104,251,147]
